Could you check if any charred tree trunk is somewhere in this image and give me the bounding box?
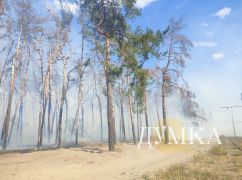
[17,97,24,141]
[38,91,48,148]
[57,83,65,148]
[37,52,45,149]
[57,54,68,148]
[37,93,43,148]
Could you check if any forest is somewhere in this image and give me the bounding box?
[0,0,206,152]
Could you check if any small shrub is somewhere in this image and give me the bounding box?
[208,145,227,156]
[192,169,218,180]
[228,149,242,156]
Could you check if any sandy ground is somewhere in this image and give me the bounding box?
[0,143,210,180]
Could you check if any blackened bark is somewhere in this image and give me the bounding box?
[57,83,65,148]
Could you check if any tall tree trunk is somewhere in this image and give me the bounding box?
[37,55,52,149]
[47,46,54,144]
[75,82,82,145]
[136,103,140,141]
[81,103,84,138]
[2,29,22,150]
[75,103,80,145]
[50,99,57,138]
[155,96,162,135]
[161,28,174,144]
[47,77,52,143]
[119,90,126,142]
[37,93,43,148]
[91,86,95,130]
[55,109,59,145]
[2,91,14,150]
[17,97,23,142]
[37,53,45,149]
[57,55,68,148]
[57,83,65,148]
[93,68,103,142]
[17,58,30,143]
[8,99,20,144]
[97,96,103,141]
[75,34,85,143]
[64,98,68,143]
[128,88,136,144]
[162,77,169,143]
[38,91,48,148]
[144,92,149,128]
[105,37,115,151]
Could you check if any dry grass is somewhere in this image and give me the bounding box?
[208,145,227,156]
[143,137,242,180]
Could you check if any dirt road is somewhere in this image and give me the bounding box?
[0,143,209,180]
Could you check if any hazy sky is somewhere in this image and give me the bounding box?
[45,0,242,136]
[133,0,242,136]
